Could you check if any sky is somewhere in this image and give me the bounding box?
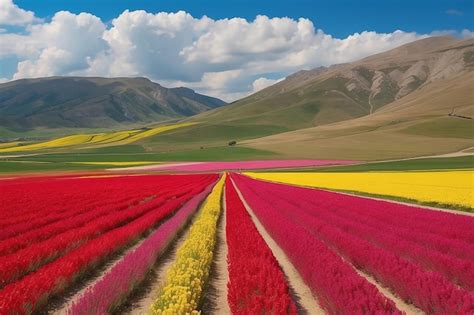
[1,0,473,101]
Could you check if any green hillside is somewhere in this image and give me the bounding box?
[0,36,473,171]
[0,76,226,133]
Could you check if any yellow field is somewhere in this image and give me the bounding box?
[0,123,195,153]
[0,141,25,149]
[151,175,225,314]
[245,171,474,209]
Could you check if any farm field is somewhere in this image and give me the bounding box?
[1,170,473,314]
[1,2,473,314]
[0,147,279,174]
[276,155,474,172]
[246,170,474,210]
[0,123,195,154]
[112,159,357,172]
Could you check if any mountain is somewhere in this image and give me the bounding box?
[196,36,471,129]
[1,36,472,161]
[0,76,226,131]
[140,36,474,159]
[238,37,474,160]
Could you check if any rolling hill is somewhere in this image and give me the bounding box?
[243,72,474,160]
[236,37,474,160]
[193,36,471,128]
[0,76,226,133]
[0,36,472,163]
[138,36,473,159]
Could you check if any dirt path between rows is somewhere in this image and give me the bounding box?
[49,196,171,315]
[232,179,425,314]
[122,182,227,315]
[50,183,214,315]
[231,179,324,315]
[49,235,148,315]
[200,188,230,314]
[121,214,195,315]
[353,268,423,314]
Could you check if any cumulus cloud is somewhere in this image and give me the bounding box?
[96,10,214,81]
[0,0,40,25]
[13,11,107,79]
[1,1,471,100]
[461,29,474,39]
[252,77,284,93]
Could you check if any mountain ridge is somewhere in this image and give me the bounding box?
[194,36,473,127]
[139,36,473,160]
[0,36,472,161]
[0,76,226,132]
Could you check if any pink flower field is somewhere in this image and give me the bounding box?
[117,159,357,172]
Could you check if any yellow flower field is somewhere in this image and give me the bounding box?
[151,174,225,315]
[0,141,25,149]
[0,122,195,153]
[245,171,474,209]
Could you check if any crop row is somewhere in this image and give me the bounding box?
[0,175,172,240]
[225,177,297,314]
[0,191,154,255]
[257,179,474,290]
[151,175,226,314]
[231,174,399,314]
[67,178,217,314]
[0,174,215,314]
[245,170,474,209]
[0,192,147,241]
[234,174,474,313]
[0,178,200,287]
[0,177,187,256]
[0,174,175,230]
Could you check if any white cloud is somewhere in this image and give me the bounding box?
[0,0,40,25]
[461,29,474,39]
[91,10,213,81]
[13,11,107,79]
[430,29,474,39]
[1,1,472,101]
[252,77,283,93]
[182,16,315,66]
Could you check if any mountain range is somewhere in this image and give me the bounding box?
[145,36,474,160]
[0,76,226,131]
[0,36,472,160]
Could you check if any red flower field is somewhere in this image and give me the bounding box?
[0,172,472,314]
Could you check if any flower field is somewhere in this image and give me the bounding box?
[0,122,195,153]
[245,170,474,209]
[231,174,474,314]
[67,180,217,314]
[1,170,473,314]
[113,159,357,172]
[0,174,217,314]
[225,176,297,314]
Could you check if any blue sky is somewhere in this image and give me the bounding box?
[15,0,474,37]
[1,0,473,100]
